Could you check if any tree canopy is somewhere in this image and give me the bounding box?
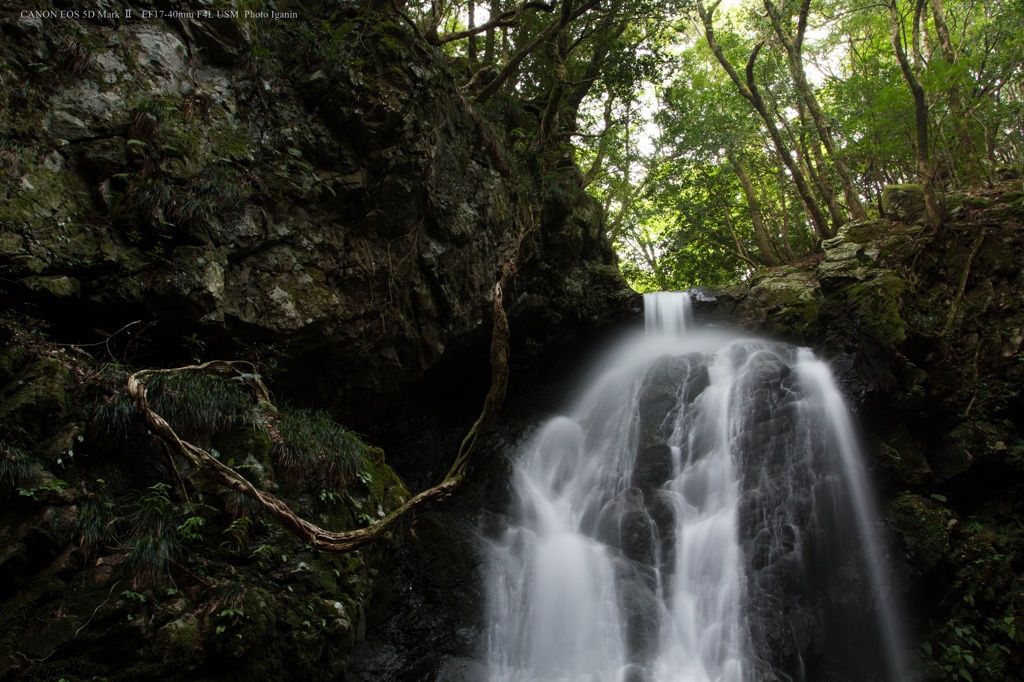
[373,0,1023,290]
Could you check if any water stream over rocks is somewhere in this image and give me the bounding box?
[484,291,910,682]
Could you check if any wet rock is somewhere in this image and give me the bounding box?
[632,443,673,493]
[645,489,677,574]
[614,560,661,665]
[622,663,650,682]
[596,488,656,564]
[637,354,708,448]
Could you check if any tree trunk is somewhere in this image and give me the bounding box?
[697,0,832,239]
[484,0,499,62]
[468,0,478,62]
[727,147,778,266]
[764,0,868,221]
[794,100,845,228]
[889,0,941,227]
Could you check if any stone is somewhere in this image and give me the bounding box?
[151,246,227,320]
[155,613,201,659]
[45,110,91,142]
[26,276,80,298]
[595,488,656,564]
[632,444,674,493]
[882,184,926,221]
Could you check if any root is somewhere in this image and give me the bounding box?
[127,260,516,553]
[944,227,986,337]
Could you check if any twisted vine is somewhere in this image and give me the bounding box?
[126,259,515,552]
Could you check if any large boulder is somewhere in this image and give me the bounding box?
[0,8,633,425]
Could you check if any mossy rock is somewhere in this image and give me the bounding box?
[24,275,81,299]
[0,356,76,443]
[211,587,278,659]
[846,272,907,345]
[156,613,202,662]
[882,184,926,222]
[359,446,410,511]
[214,426,274,483]
[886,493,951,575]
[962,195,995,209]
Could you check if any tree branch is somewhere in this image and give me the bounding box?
[475,0,602,103]
[436,1,554,45]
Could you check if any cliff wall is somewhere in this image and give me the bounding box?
[0,3,633,679]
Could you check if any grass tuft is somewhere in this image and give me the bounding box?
[90,394,138,445]
[0,441,33,497]
[126,483,179,589]
[56,38,93,74]
[144,371,250,443]
[274,409,364,490]
[77,489,117,558]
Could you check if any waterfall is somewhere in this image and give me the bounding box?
[485,291,910,682]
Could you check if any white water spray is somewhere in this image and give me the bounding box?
[485,292,909,682]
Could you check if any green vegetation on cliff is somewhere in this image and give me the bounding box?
[1,0,1023,680]
[0,316,410,680]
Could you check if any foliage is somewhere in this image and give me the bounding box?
[125,483,181,589]
[566,0,1024,289]
[920,515,1024,681]
[141,371,251,443]
[274,409,365,491]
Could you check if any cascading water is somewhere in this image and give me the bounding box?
[485,291,910,682]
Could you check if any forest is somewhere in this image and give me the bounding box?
[0,0,1022,680]
[391,0,1022,288]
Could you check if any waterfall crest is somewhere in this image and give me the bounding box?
[485,292,909,682]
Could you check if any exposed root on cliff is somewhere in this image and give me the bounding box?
[944,226,987,337]
[126,260,516,553]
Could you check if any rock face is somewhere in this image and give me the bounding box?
[0,3,635,681]
[690,187,1024,681]
[0,3,634,424]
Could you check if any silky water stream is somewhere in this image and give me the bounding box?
[484,292,910,682]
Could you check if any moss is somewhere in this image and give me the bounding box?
[841,219,890,245]
[214,427,274,469]
[0,356,75,443]
[157,613,201,662]
[882,184,926,221]
[847,272,907,345]
[886,493,951,574]
[963,195,995,209]
[211,587,278,659]
[359,445,410,511]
